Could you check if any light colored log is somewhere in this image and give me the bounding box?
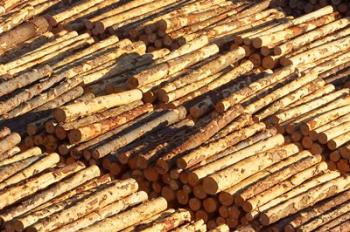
[0,162,85,211]
[189,135,287,186]
[54,89,143,122]
[0,153,60,191]
[54,191,148,232]
[216,66,295,112]
[202,143,300,195]
[27,178,138,232]
[79,197,168,232]
[0,133,21,155]
[259,175,350,225]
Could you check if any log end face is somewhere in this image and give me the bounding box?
[187,173,199,187]
[252,38,262,49]
[202,177,218,195]
[259,213,270,226]
[53,108,66,123]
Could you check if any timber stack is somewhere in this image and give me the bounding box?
[230,5,350,72]
[0,0,349,231]
[284,0,350,17]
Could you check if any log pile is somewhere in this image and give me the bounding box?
[283,0,350,17]
[0,1,350,231]
[229,5,350,72]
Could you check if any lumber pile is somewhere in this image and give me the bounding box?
[229,5,350,72]
[284,0,350,16]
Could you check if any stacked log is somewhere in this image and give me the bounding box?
[230,5,350,73]
[284,0,350,17]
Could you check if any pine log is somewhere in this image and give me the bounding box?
[0,17,49,54]
[68,104,153,144]
[92,107,187,159]
[244,160,327,212]
[26,178,138,232]
[0,133,21,155]
[202,143,300,195]
[177,123,266,170]
[79,197,168,232]
[0,147,42,167]
[259,175,350,225]
[156,105,243,174]
[0,162,85,212]
[54,191,148,232]
[216,66,295,113]
[0,153,60,191]
[189,134,287,185]
[54,89,143,122]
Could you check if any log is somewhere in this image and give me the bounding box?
[318,120,350,144]
[0,147,42,167]
[202,143,300,195]
[54,191,148,232]
[0,17,49,54]
[0,155,41,183]
[283,35,350,67]
[0,162,85,211]
[177,123,266,169]
[128,44,219,87]
[26,178,138,232]
[92,107,187,159]
[216,66,295,113]
[60,100,143,131]
[255,79,326,121]
[140,209,191,232]
[0,153,60,191]
[156,105,243,174]
[189,134,287,184]
[0,65,52,98]
[297,200,350,231]
[259,175,350,225]
[271,88,350,124]
[53,89,143,122]
[0,133,21,155]
[274,17,350,56]
[245,70,319,114]
[79,197,168,232]
[328,131,350,150]
[0,73,66,116]
[68,104,153,144]
[244,160,328,212]
[173,219,206,232]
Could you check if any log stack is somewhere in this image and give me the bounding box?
[230,5,350,73]
[284,0,350,17]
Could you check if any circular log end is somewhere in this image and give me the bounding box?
[252,38,262,48]
[327,140,337,151]
[274,47,282,56]
[259,213,270,226]
[317,133,328,145]
[156,159,169,175]
[284,224,296,232]
[218,192,234,206]
[53,108,66,123]
[187,173,199,187]
[176,158,187,170]
[202,177,218,195]
[67,129,81,144]
[242,201,253,213]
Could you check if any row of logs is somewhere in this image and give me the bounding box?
[1,129,224,232]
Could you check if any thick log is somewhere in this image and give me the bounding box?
[0,133,21,155]
[0,162,85,211]
[259,175,350,225]
[216,66,295,113]
[79,197,168,232]
[318,120,350,144]
[92,107,187,159]
[54,191,148,232]
[0,17,49,54]
[202,143,300,195]
[0,153,60,191]
[156,105,243,174]
[54,89,143,122]
[26,178,138,232]
[188,135,287,185]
